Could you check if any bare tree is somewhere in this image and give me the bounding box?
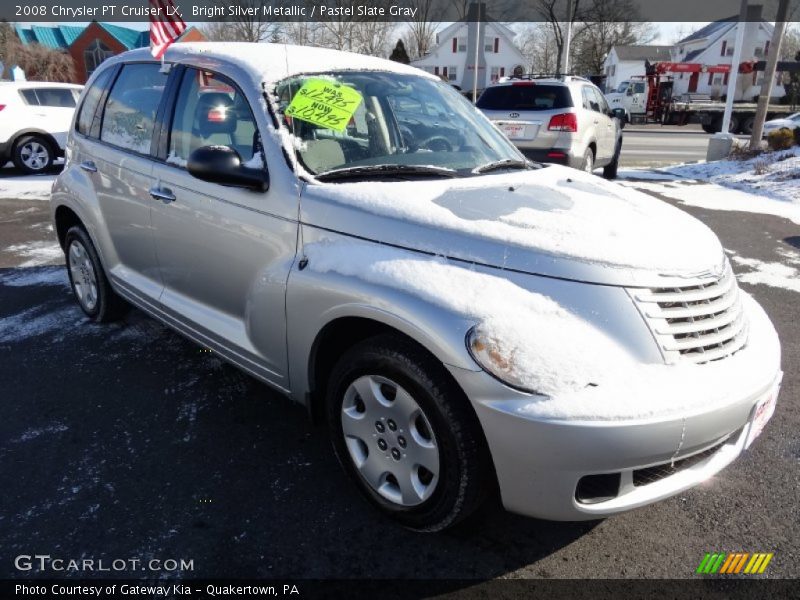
[5,37,75,82]
[533,0,583,74]
[405,0,440,59]
[0,20,13,79]
[200,0,283,42]
[514,23,560,74]
[280,22,326,47]
[571,20,657,75]
[350,21,397,57]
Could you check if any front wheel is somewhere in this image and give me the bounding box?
[326,335,492,532]
[64,226,127,322]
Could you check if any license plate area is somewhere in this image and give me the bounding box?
[745,383,779,449]
[496,121,538,140]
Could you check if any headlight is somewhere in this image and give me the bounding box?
[466,327,542,394]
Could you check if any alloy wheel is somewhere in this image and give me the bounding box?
[19,141,50,171]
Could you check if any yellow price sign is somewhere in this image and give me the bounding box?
[285,79,363,132]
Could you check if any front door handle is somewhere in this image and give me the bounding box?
[79,160,97,172]
[149,186,176,203]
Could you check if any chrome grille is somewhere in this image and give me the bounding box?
[629,263,748,364]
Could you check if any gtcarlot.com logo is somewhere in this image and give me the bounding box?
[696,552,774,575]
[14,554,194,573]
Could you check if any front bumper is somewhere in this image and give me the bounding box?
[452,295,782,521]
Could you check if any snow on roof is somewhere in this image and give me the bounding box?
[124,42,435,85]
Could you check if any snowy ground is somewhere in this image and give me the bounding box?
[0,164,57,201]
[618,147,800,224]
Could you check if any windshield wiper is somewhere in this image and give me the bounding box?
[472,159,534,174]
[315,164,457,182]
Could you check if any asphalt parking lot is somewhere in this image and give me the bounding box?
[1,177,798,581]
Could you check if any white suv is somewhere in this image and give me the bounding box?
[0,82,83,174]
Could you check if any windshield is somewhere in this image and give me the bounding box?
[273,71,523,179]
[615,82,630,93]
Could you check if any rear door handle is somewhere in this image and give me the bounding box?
[79,160,97,172]
[149,186,176,203]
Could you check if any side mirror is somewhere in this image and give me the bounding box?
[612,107,627,128]
[187,145,269,192]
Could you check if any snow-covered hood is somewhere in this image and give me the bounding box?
[300,165,726,287]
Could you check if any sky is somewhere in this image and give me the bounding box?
[20,21,704,45]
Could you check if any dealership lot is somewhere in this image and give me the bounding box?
[1,175,798,580]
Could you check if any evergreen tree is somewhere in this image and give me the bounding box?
[389,39,410,64]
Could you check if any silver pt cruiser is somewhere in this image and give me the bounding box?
[51,43,782,532]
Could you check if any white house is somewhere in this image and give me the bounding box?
[603,45,671,92]
[669,16,783,101]
[411,2,526,94]
[605,11,783,102]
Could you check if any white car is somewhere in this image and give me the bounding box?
[0,82,83,174]
[762,112,800,137]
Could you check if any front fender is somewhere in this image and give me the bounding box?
[285,264,479,404]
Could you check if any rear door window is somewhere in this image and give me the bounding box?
[476,84,572,111]
[582,86,601,113]
[100,63,167,155]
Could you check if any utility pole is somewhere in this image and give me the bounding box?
[749,0,790,147]
[473,2,481,103]
[560,0,575,75]
[721,0,749,134]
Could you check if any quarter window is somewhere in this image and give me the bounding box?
[167,69,260,168]
[76,68,113,136]
[100,63,167,154]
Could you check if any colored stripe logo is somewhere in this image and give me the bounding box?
[696,552,773,574]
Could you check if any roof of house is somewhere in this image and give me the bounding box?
[14,23,149,51]
[612,45,672,62]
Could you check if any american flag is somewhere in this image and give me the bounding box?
[149,0,187,59]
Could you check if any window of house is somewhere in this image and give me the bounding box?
[458,37,467,52]
[490,66,500,82]
[448,66,458,81]
[713,75,723,85]
[721,41,727,57]
[168,68,259,167]
[726,46,734,56]
[100,63,167,155]
[84,40,114,77]
[754,47,764,57]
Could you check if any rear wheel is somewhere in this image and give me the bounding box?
[326,335,492,532]
[12,135,54,174]
[64,226,127,322]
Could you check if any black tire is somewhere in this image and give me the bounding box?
[581,146,595,174]
[325,334,493,532]
[701,123,717,134]
[64,225,127,322]
[12,135,54,174]
[740,116,755,136]
[603,140,621,180]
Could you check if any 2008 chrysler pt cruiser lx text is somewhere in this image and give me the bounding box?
[51,43,782,531]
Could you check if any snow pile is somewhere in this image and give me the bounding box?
[0,266,69,287]
[305,239,636,396]
[311,165,723,273]
[729,249,800,294]
[305,240,780,420]
[0,172,55,200]
[662,147,800,204]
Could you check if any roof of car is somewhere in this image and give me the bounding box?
[115,43,434,86]
[0,82,83,89]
